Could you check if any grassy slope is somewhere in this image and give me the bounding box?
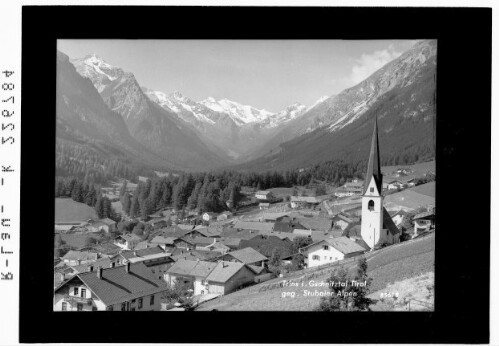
[54,198,98,223]
[197,233,434,311]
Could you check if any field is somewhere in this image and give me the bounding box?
[384,182,435,211]
[381,160,435,177]
[55,198,98,223]
[60,233,101,249]
[197,233,435,311]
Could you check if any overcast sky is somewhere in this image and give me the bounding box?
[58,39,417,113]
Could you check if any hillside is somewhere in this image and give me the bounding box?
[235,40,436,171]
[197,233,434,311]
[68,53,230,171]
[56,51,176,181]
[54,198,98,223]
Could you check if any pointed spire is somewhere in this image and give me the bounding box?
[363,114,383,194]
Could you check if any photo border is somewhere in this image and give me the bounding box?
[20,6,491,343]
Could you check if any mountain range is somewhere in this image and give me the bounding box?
[57,39,436,177]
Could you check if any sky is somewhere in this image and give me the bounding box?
[58,39,418,113]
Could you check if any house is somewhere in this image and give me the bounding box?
[218,237,243,250]
[196,239,231,254]
[53,262,169,311]
[218,247,267,267]
[149,236,177,251]
[54,265,78,288]
[259,202,270,210]
[172,237,196,249]
[290,196,327,209]
[87,218,116,233]
[334,188,355,198]
[71,257,115,274]
[294,217,333,233]
[233,221,275,233]
[260,212,291,223]
[202,212,218,222]
[255,190,274,201]
[217,211,232,221]
[300,236,366,268]
[115,246,166,263]
[343,181,364,195]
[239,235,292,258]
[169,248,221,262]
[390,209,408,227]
[194,226,223,238]
[165,259,217,295]
[412,209,435,237]
[61,251,98,266]
[114,233,142,250]
[204,261,257,295]
[128,254,175,282]
[386,180,404,190]
[149,218,168,229]
[331,213,357,231]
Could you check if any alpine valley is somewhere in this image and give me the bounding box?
[56,39,436,180]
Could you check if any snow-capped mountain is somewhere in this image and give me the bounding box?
[71,54,126,93]
[199,97,274,126]
[142,88,222,125]
[262,103,307,128]
[68,53,230,170]
[238,40,437,171]
[307,95,330,111]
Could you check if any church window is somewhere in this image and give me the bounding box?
[370,187,374,192]
[368,200,375,211]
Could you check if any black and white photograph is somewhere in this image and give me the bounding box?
[7,4,491,344]
[53,39,436,312]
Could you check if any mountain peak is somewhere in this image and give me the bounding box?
[171,91,186,100]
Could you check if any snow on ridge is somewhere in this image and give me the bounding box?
[199,97,274,125]
[307,95,330,111]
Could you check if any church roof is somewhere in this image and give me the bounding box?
[363,116,383,195]
[382,207,400,236]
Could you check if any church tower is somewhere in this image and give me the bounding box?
[361,115,384,249]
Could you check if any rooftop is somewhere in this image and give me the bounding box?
[224,247,267,264]
[206,261,247,284]
[55,262,167,306]
[61,250,98,262]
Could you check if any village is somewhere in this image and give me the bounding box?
[53,118,435,312]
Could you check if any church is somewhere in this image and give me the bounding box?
[360,116,400,249]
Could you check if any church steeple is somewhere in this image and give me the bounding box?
[363,115,383,195]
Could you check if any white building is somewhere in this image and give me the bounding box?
[202,212,217,222]
[360,116,400,249]
[53,262,168,311]
[300,236,366,268]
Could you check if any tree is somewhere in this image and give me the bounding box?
[84,237,98,248]
[315,184,327,196]
[132,222,145,236]
[316,256,373,311]
[290,236,313,254]
[119,180,128,198]
[122,193,131,216]
[268,248,282,275]
[289,253,306,271]
[94,195,104,219]
[130,193,140,218]
[161,279,194,310]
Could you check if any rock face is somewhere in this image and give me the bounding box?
[57,51,167,170]
[70,54,229,170]
[61,39,436,172]
[237,40,437,171]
